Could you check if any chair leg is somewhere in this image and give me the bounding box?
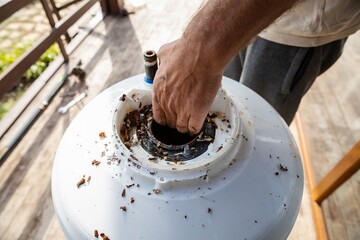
[295,113,329,240]
[312,141,360,203]
[47,0,72,43]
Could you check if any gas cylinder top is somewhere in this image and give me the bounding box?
[52,74,303,240]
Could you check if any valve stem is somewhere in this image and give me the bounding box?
[143,50,158,83]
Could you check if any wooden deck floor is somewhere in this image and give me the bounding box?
[0,0,359,239]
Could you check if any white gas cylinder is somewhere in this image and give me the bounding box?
[52,74,303,240]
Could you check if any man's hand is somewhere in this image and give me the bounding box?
[152,39,222,135]
[152,0,298,135]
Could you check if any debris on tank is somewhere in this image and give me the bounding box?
[120,105,218,161]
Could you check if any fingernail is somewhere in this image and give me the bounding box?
[189,126,199,135]
[154,118,166,126]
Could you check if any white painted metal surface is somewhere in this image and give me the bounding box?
[52,74,303,240]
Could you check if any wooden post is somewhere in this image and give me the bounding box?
[47,0,72,43]
[100,0,124,15]
[40,0,69,62]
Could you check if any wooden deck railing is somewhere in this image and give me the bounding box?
[0,0,122,163]
[0,0,121,98]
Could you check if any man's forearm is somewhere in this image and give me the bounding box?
[152,0,300,134]
[182,0,299,73]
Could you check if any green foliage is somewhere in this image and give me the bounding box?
[0,42,32,74]
[24,44,60,80]
[0,97,16,120]
[0,42,60,80]
[0,42,60,120]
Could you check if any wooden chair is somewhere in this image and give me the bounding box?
[46,0,82,42]
[295,113,360,240]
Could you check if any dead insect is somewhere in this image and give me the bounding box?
[120,94,126,101]
[197,136,213,142]
[124,142,131,149]
[279,164,288,172]
[201,174,208,181]
[208,113,217,118]
[130,197,135,204]
[274,172,279,176]
[121,189,126,197]
[121,125,130,143]
[126,183,135,188]
[99,132,107,138]
[94,230,99,238]
[120,206,127,212]
[153,189,161,194]
[77,177,86,188]
[216,146,223,152]
[100,232,110,240]
[91,160,101,166]
[208,208,212,214]
[130,154,138,161]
